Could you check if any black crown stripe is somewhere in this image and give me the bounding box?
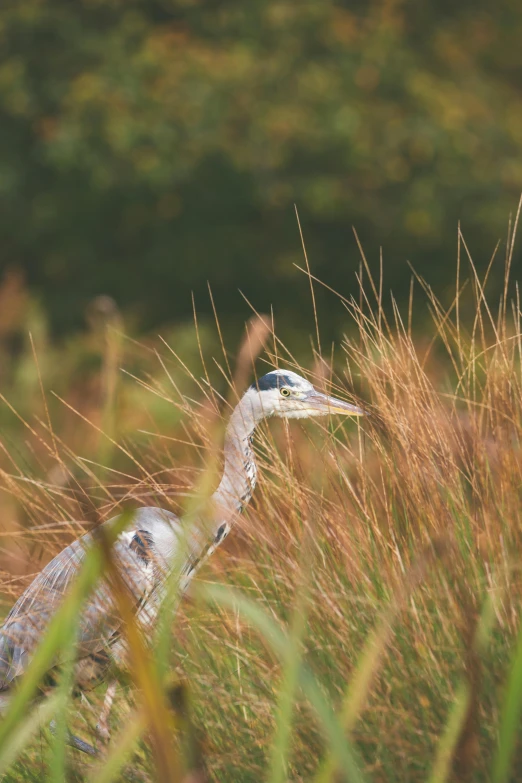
[249,373,298,392]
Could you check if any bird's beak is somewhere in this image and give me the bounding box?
[304,391,365,416]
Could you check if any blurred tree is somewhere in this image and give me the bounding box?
[0,0,521,339]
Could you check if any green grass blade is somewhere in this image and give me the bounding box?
[267,593,308,783]
[88,710,146,783]
[314,599,398,783]
[314,545,449,783]
[0,694,60,776]
[428,681,470,783]
[200,582,367,783]
[428,589,497,783]
[49,629,80,781]
[491,610,522,783]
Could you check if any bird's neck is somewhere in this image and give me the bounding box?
[176,397,263,581]
[212,400,259,519]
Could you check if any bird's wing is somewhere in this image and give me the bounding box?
[0,507,184,690]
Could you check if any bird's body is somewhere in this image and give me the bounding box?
[0,369,363,749]
[0,507,182,695]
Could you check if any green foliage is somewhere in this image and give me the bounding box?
[0,0,521,335]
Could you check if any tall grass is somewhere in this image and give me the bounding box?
[1,224,522,781]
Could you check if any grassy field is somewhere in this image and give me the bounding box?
[1,235,522,782]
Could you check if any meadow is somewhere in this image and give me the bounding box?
[1,230,522,782]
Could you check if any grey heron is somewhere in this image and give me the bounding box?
[0,369,363,755]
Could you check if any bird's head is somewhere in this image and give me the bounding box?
[246,369,364,419]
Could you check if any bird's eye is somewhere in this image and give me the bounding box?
[280,387,291,397]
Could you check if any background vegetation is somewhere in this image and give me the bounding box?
[1,0,522,339]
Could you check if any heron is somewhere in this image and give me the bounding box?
[0,369,363,755]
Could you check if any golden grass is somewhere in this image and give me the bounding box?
[1,223,522,781]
